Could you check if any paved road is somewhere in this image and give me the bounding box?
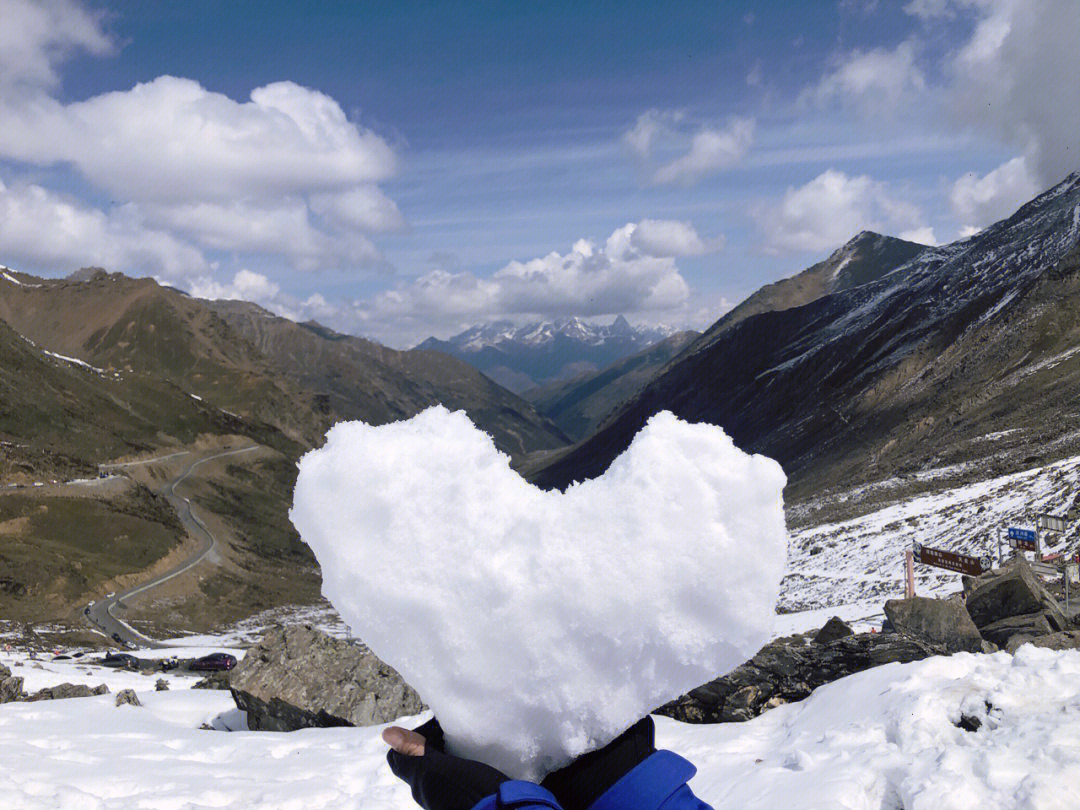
[86,446,259,649]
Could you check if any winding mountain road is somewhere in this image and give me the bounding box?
[86,446,259,649]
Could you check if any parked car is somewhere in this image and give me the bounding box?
[101,653,138,668]
[188,652,237,672]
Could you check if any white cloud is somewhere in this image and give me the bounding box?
[939,0,1080,185]
[804,41,926,113]
[187,269,281,303]
[623,111,754,186]
[0,77,396,203]
[630,219,721,257]
[0,5,402,275]
[0,0,113,94]
[949,155,1040,230]
[898,226,938,245]
[0,177,205,276]
[755,169,930,253]
[139,198,380,272]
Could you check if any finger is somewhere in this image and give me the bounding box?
[382,726,426,756]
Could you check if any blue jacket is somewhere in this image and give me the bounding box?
[471,750,713,810]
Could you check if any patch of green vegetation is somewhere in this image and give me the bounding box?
[0,486,183,621]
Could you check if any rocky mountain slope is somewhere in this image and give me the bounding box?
[524,330,699,441]
[531,172,1080,504]
[418,315,677,392]
[705,231,927,339]
[210,301,568,458]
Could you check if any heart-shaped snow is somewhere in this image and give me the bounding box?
[290,407,787,779]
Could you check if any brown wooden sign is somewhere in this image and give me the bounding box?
[912,543,991,576]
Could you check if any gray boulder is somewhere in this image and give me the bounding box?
[115,688,142,707]
[155,679,170,691]
[883,596,991,653]
[28,683,109,701]
[656,631,945,724]
[812,616,854,645]
[981,612,1054,649]
[966,559,1069,631]
[230,624,424,732]
[0,663,25,703]
[1008,630,1080,654]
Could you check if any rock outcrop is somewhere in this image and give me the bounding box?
[884,596,991,653]
[115,689,142,707]
[0,664,25,703]
[656,631,944,724]
[1015,630,1080,653]
[966,559,1068,631]
[27,683,109,701]
[812,616,854,645]
[230,624,424,732]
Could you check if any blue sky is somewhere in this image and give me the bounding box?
[0,0,1076,346]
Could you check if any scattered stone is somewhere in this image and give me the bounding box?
[966,559,1069,631]
[230,624,424,732]
[192,672,231,690]
[956,714,982,732]
[981,612,1054,649]
[0,664,26,703]
[155,679,170,691]
[28,683,109,701]
[1009,630,1080,654]
[884,596,991,653]
[115,689,142,707]
[812,616,853,645]
[656,631,945,724]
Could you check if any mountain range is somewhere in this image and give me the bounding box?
[530,172,1080,505]
[418,315,678,393]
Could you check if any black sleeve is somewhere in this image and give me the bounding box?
[539,717,656,810]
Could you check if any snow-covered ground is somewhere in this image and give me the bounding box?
[782,453,1080,623]
[2,646,1078,809]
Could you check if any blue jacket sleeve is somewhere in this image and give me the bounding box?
[470,751,712,810]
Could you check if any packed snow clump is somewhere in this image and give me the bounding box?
[291,406,788,779]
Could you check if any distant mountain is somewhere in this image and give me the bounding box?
[707,231,927,339]
[418,315,678,393]
[524,330,700,441]
[211,301,570,458]
[529,172,1080,503]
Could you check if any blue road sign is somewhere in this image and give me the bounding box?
[1008,527,1036,542]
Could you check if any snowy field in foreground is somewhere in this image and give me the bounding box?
[2,647,1079,809]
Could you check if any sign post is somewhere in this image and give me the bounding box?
[912,542,992,577]
[1007,527,1038,552]
[905,549,915,598]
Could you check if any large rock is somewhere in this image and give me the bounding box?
[812,616,854,645]
[230,624,424,732]
[0,664,25,703]
[966,559,1069,631]
[1009,630,1080,654]
[656,631,945,724]
[115,688,142,707]
[883,596,990,653]
[980,612,1054,649]
[27,683,109,701]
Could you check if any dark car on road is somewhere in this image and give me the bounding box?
[188,652,237,672]
[101,652,139,668]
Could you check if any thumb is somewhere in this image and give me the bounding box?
[383,726,427,757]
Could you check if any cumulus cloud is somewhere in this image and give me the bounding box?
[629,219,721,257]
[0,4,402,277]
[949,155,1041,231]
[187,269,281,303]
[624,111,754,186]
[755,170,930,253]
[0,77,396,203]
[804,41,926,113]
[940,0,1080,185]
[0,177,206,276]
[0,0,113,95]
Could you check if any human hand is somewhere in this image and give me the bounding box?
[384,718,509,810]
